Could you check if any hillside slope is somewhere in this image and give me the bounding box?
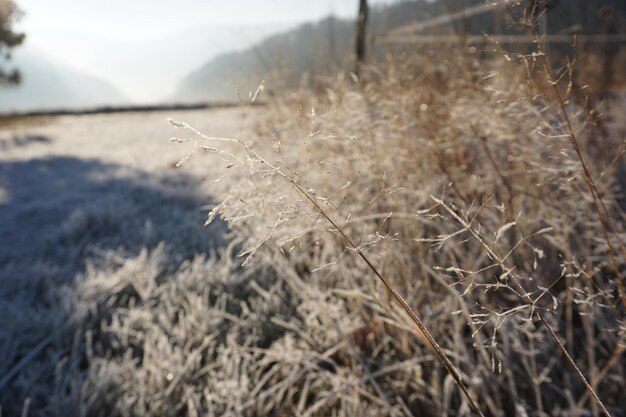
[173,1,442,102]
[0,47,128,112]
[173,0,626,102]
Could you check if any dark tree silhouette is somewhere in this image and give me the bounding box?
[354,0,368,75]
[0,0,25,85]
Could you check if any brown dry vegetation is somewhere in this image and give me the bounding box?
[162,38,625,417]
[1,8,625,417]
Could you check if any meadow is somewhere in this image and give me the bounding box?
[1,25,625,417]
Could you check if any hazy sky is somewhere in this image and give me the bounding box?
[13,0,396,103]
[17,0,380,40]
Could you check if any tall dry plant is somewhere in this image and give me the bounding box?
[166,6,624,416]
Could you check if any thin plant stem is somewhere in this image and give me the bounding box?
[434,196,613,417]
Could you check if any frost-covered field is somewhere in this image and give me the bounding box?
[1,78,624,416]
[0,108,261,415]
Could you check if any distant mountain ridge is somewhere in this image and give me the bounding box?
[28,23,289,104]
[0,46,128,112]
[172,2,426,102]
[173,0,626,103]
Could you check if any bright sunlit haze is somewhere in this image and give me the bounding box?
[13,0,396,104]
